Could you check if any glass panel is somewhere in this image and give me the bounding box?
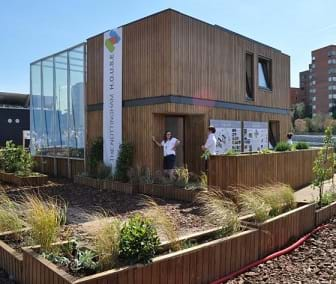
[258,62,268,89]
[30,62,42,155]
[41,58,54,156]
[69,45,85,158]
[55,52,69,157]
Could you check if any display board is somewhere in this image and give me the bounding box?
[210,120,242,154]
[243,121,268,152]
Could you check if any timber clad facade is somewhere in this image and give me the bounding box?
[87,9,290,173]
[32,9,291,177]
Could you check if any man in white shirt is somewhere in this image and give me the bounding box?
[202,126,217,156]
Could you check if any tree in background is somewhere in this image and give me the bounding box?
[294,119,307,133]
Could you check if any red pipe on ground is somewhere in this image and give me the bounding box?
[210,224,330,284]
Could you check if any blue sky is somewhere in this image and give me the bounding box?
[0,0,335,93]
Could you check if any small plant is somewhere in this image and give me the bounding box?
[225,149,238,156]
[143,197,180,251]
[174,166,189,188]
[153,170,172,185]
[274,141,291,152]
[294,142,309,150]
[195,188,240,236]
[88,137,103,177]
[24,195,62,252]
[0,191,24,233]
[127,166,141,184]
[114,143,134,182]
[0,141,34,176]
[201,149,211,160]
[200,172,208,189]
[96,162,112,180]
[320,191,336,206]
[238,190,270,222]
[75,250,98,272]
[119,214,160,264]
[95,216,121,270]
[139,167,153,184]
[259,148,273,154]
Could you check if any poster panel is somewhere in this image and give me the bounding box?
[243,121,268,152]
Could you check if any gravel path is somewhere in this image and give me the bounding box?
[228,218,336,284]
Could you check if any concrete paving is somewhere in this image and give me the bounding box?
[294,177,336,203]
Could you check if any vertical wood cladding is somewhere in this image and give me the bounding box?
[85,9,291,173]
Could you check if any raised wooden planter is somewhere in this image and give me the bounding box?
[138,183,201,202]
[74,176,137,194]
[242,203,316,258]
[22,228,259,284]
[315,201,336,226]
[0,228,30,284]
[208,149,320,191]
[0,171,48,186]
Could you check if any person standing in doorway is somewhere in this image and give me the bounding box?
[152,131,180,178]
[202,126,217,155]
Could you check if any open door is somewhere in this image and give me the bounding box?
[165,116,184,167]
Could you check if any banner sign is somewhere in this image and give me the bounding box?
[210,120,242,154]
[103,28,123,171]
[243,121,268,152]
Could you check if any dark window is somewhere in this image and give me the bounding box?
[246,53,254,100]
[258,57,272,90]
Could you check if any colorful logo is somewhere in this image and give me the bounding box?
[105,30,121,52]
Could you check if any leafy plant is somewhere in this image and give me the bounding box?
[274,141,291,152]
[0,191,24,233]
[201,149,211,160]
[24,195,62,252]
[143,197,180,251]
[119,214,160,264]
[114,143,134,182]
[259,148,273,154]
[95,216,121,270]
[294,142,309,150]
[76,250,98,272]
[195,188,240,236]
[153,170,172,185]
[96,162,112,180]
[138,167,153,184]
[225,149,238,156]
[88,137,103,177]
[0,141,34,176]
[199,172,208,189]
[320,191,336,206]
[313,127,335,206]
[174,166,189,188]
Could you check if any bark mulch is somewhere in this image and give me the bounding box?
[228,218,336,284]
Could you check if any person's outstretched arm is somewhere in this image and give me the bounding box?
[152,136,162,147]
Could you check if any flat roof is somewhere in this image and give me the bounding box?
[0,92,30,108]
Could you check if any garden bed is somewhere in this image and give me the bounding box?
[74,176,136,194]
[0,172,48,186]
[22,227,259,284]
[315,201,336,226]
[138,183,201,202]
[242,203,316,258]
[0,229,30,284]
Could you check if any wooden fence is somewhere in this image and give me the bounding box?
[208,149,320,191]
[315,201,336,226]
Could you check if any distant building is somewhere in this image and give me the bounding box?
[297,45,336,117]
[290,87,305,106]
[0,92,30,146]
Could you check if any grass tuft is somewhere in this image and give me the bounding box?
[24,195,62,252]
[195,188,241,236]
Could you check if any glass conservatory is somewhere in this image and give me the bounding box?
[30,43,86,160]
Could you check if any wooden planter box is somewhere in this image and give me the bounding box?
[22,228,259,284]
[0,171,48,186]
[74,176,137,194]
[315,201,336,226]
[242,203,316,258]
[138,183,200,202]
[0,229,30,284]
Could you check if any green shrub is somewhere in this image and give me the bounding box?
[274,142,291,152]
[0,191,24,233]
[174,166,189,187]
[320,191,336,206]
[294,142,309,150]
[0,141,34,175]
[96,162,112,180]
[119,214,160,264]
[114,143,134,182]
[88,137,104,177]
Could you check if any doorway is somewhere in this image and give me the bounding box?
[165,116,184,167]
[269,120,280,148]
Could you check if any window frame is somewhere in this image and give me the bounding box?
[257,56,272,91]
[245,52,255,101]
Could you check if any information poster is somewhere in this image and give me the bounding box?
[243,121,268,152]
[210,120,242,154]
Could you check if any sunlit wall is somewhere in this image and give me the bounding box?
[30,44,86,159]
